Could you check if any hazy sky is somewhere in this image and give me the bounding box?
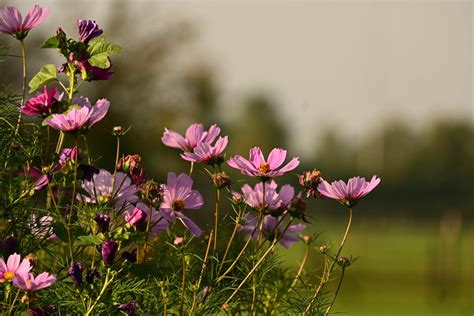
[8,0,474,156]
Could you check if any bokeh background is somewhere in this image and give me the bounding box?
[2,1,473,315]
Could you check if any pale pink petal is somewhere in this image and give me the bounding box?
[249,147,265,168]
[267,148,287,170]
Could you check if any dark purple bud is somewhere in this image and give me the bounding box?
[118,301,137,316]
[28,307,45,316]
[68,262,84,286]
[59,147,82,165]
[2,237,18,256]
[78,164,100,181]
[101,240,118,265]
[77,20,103,43]
[94,214,110,233]
[121,249,137,263]
[86,268,100,284]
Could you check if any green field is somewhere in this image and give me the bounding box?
[283,216,474,315]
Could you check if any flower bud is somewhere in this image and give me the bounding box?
[113,126,123,136]
[173,237,185,247]
[298,169,322,198]
[126,207,147,227]
[118,301,137,316]
[101,240,118,265]
[86,268,100,284]
[211,172,231,189]
[319,245,328,254]
[302,235,311,245]
[117,154,141,174]
[231,191,244,205]
[94,214,110,233]
[68,262,84,286]
[337,256,351,268]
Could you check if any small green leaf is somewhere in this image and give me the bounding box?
[41,35,60,49]
[76,235,104,247]
[88,53,110,68]
[86,36,122,69]
[28,64,57,93]
[52,223,69,243]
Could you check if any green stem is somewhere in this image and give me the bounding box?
[288,242,310,292]
[85,268,113,316]
[189,161,194,176]
[213,188,220,254]
[190,230,213,315]
[324,267,346,315]
[66,137,79,263]
[179,254,187,316]
[216,205,244,276]
[7,288,20,316]
[14,40,26,136]
[111,136,120,191]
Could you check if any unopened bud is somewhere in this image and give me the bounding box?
[173,237,185,247]
[211,172,231,189]
[113,126,123,134]
[337,256,351,267]
[319,245,328,254]
[302,235,311,244]
[25,253,36,268]
[299,169,322,198]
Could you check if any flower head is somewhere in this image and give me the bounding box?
[77,19,102,43]
[45,98,109,133]
[118,301,137,316]
[0,253,32,282]
[0,5,48,40]
[13,271,56,292]
[181,136,228,165]
[241,181,294,213]
[124,203,168,236]
[317,175,381,207]
[101,240,118,265]
[160,172,204,237]
[21,86,62,117]
[59,147,82,166]
[67,262,84,286]
[299,169,322,198]
[162,123,220,152]
[94,214,110,233]
[239,214,305,248]
[77,169,138,211]
[228,147,300,180]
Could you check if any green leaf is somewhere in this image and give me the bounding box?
[52,223,69,243]
[28,64,57,93]
[86,36,122,69]
[76,235,104,247]
[41,35,60,49]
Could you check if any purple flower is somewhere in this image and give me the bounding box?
[228,147,300,179]
[77,169,139,211]
[30,215,58,241]
[78,164,100,181]
[85,268,99,284]
[162,123,221,152]
[20,166,48,191]
[181,136,228,165]
[94,214,110,233]
[21,86,62,117]
[121,249,137,263]
[124,203,168,236]
[160,172,204,237]
[13,271,56,292]
[241,181,294,212]
[77,20,103,43]
[0,253,32,282]
[239,214,305,248]
[101,240,118,265]
[0,5,48,40]
[59,147,82,165]
[317,175,381,207]
[45,98,109,133]
[118,301,137,316]
[67,262,84,286]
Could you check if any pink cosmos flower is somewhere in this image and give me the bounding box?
[181,136,228,165]
[0,253,32,282]
[20,166,48,191]
[162,123,221,152]
[317,175,381,207]
[124,202,169,236]
[13,272,56,292]
[228,147,300,179]
[160,172,204,237]
[21,86,63,117]
[45,98,109,133]
[241,181,294,212]
[0,5,48,40]
[239,214,306,248]
[77,169,139,211]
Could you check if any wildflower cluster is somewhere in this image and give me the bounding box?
[0,5,380,315]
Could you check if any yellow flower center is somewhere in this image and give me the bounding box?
[97,194,112,205]
[3,271,14,280]
[257,162,270,175]
[172,199,186,212]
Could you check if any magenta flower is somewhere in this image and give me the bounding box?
[317,175,381,207]
[162,123,221,152]
[77,169,138,211]
[59,147,82,166]
[181,136,228,165]
[77,19,103,43]
[13,272,56,292]
[239,214,305,248]
[160,172,204,237]
[241,181,294,212]
[21,86,62,117]
[0,253,32,282]
[124,203,169,236]
[228,147,300,179]
[0,5,48,40]
[45,98,109,133]
[101,240,118,265]
[20,166,48,191]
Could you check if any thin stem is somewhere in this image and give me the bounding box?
[223,220,293,306]
[14,40,26,135]
[85,268,113,316]
[324,267,346,315]
[55,131,64,154]
[303,207,353,314]
[111,136,120,191]
[179,254,187,316]
[288,242,310,292]
[82,135,92,165]
[66,137,80,263]
[7,288,20,316]
[216,205,244,276]
[257,181,266,246]
[190,230,213,315]
[213,188,220,254]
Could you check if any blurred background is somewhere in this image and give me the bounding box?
[2,0,473,315]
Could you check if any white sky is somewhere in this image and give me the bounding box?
[8,0,474,156]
